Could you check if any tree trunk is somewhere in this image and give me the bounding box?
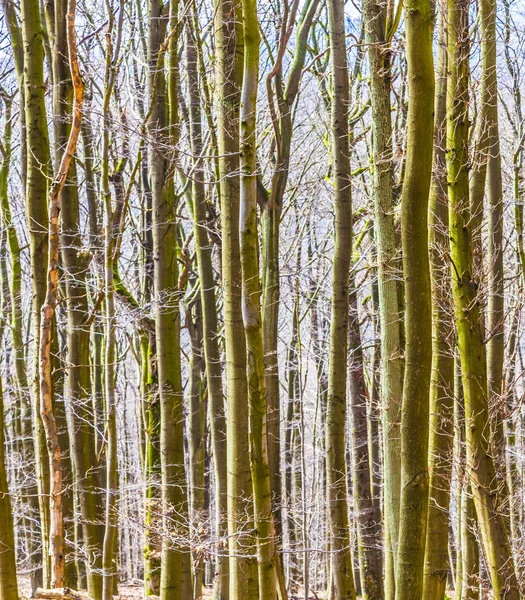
[262,8,320,593]
[186,9,229,596]
[147,0,193,596]
[348,279,383,600]
[39,1,83,586]
[44,0,98,589]
[19,0,53,582]
[361,3,403,593]
[187,303,206,600]
[394,0,434,596]
[446,1,519,594]
[483,0,506,497]
[0,272,18,599]
[0,53,43,589]
[325,1,355,597]
[239,1,278,597]
[214,0,259,596]
[422,9,455,600]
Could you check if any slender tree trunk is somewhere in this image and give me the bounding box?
[285,302,298,592]
[19,0,52,582]
[455,367,479,600]
[0,257,18,600]
[214,0,259,596]
[483,0,506,494]
[504,308,520,543]
[186,9,229,596]
[262,9,320,593]
[325,1,355,597]
[348,279,383,600]
[0,67,43,592]
[148,0,193,596]
[130,77,160,596]
[446,1,519,595]
[71,85,105,600]
[43,0,95,588]
[187,303,206,600]
[459,488,479,600]
[39,0,83,586]
[141,330,161,595]
[239,1,278,597]
[99,7,128,598]
[422,9,455,600]
[394,0,434,596]
[361,3,403,593]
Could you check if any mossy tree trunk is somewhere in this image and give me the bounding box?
[239,1,278,598]
[394,0,434,596]
[148,0,193,596]
[19,0,52,583]
[446,0,519,594]
[0,233,18,600]
[214,0,259,596]
[361,2,403,593]
[422,10,455,599]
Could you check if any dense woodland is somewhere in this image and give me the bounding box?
[0,0,524,598]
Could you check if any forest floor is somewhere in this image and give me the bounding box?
[18,577,215,600]
[19,577,454,600]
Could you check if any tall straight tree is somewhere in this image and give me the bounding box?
[214,0,259,596]
[148,0,193,597]
[326,0,356,598]
[348,275,383,600]
[262,1,320,574]
[239,0,279,598]
[0,247,18,599]
[45,0,103,591]
[423,8,455,599]
[19,0,52,583]
[482,0,506,479]
[39,0,84,587]
[0,8,44,591]
[361,1,403,593]
[185,5,229,597]
[395,0,434,595]
[100,2,125,596]
[446,0,519,595]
